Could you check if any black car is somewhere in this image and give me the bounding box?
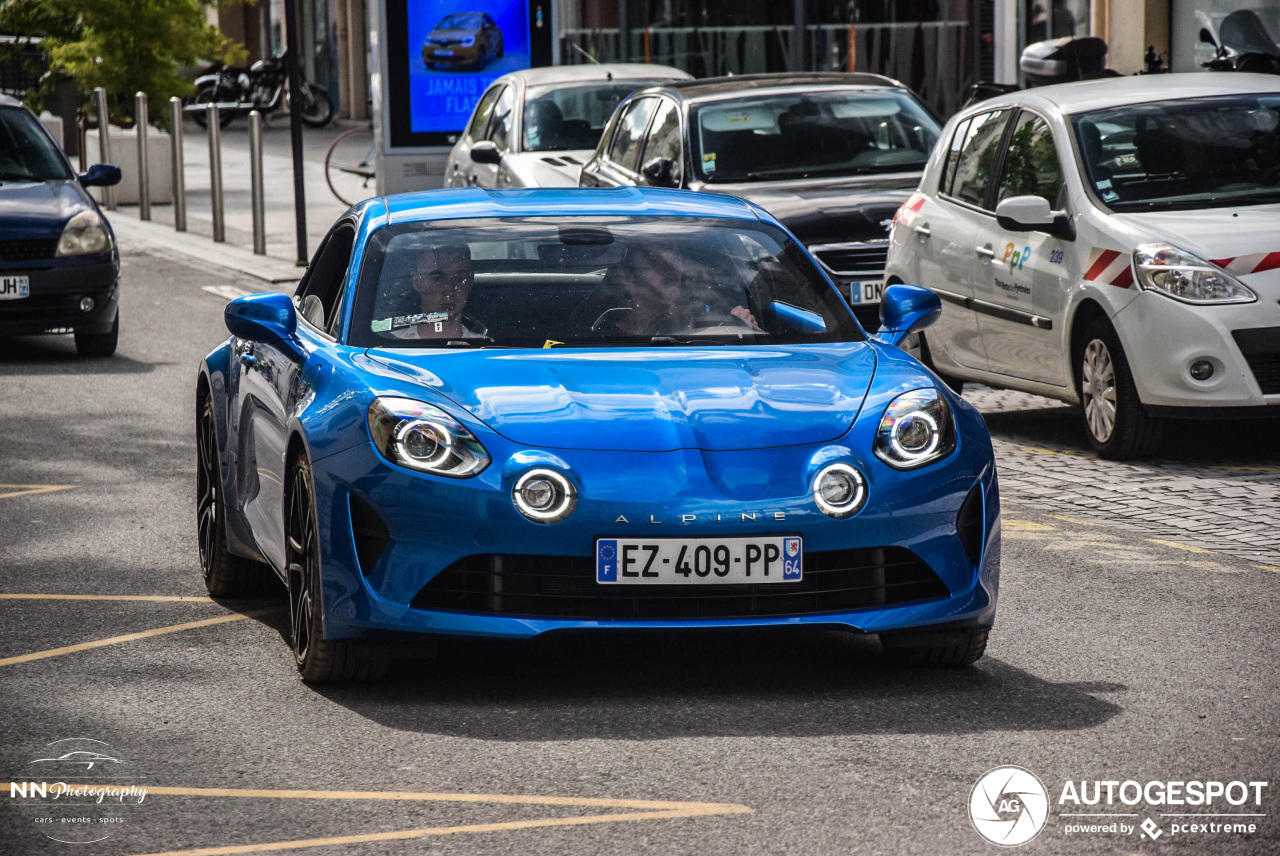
[579,73,943,328]
[0,94,122,355]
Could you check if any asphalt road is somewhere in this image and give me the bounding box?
[1,247,1277,856]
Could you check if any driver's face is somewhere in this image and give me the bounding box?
[615,247,683,306]
[411,249,474,314]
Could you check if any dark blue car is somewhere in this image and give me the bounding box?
[197,187,1000,683]
[0,94,122,355]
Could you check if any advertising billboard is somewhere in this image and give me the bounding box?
[384,0,533,149]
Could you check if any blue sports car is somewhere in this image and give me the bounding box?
[197,187,1000,682]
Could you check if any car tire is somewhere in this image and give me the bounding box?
[917,331,964,394]
[286,456,387,683]
[197,396,277,598]
[1078,318,1161,460]
[74,312,119,357]
[880,626,989,667]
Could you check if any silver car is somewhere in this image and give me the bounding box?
[444,64,691,189]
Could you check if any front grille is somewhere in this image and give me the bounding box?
[411,546,949,619]
[0,292,82,325]
[811,242,889,276]
[0,239,58,262]
[1231,328,1280,395]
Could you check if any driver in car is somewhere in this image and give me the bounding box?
[388,243,488,340]
[599,244,758,336]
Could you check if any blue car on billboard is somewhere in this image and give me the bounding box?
[196,187,1000,682]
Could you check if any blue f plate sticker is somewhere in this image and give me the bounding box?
[782,537,802,580]
[597,539,618,582]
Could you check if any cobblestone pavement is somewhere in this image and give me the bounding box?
[964,385,1280,569]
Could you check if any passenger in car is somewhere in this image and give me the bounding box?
[595,244,758,336]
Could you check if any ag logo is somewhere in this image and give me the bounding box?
[969,766,1049,846]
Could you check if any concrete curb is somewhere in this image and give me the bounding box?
[108,213,304,284]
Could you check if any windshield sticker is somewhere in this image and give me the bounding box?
[1102,189,1119,202]
[702,152,716,173]
[725,112,752,123]
[1095,178,1112,190]
[372,312,450,333]
[1083,248,1135,288]
[543,339,563,348]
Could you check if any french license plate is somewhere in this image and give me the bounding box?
[596,536,802,584]
[853,280,884,304]
[435,49,454,56]
[0,275,30,300]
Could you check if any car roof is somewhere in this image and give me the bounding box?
[657,72,906,100]
[492,63,692,88]
[0,93,24,108]
[382,187,760,224]
[988,72,1280,115]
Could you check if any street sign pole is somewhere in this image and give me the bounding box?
[283,0,309,266]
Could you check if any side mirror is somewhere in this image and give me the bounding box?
[470,140,502,165]
[1199,27,1217,46]
[769,300,827,334]
[225,292,297,343]
[995,195,1075,241]
[640,156,676,187]
[873,284,941,347]
[79,163,122,187]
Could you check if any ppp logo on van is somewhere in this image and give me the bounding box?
[969,765,1049,846]
[1003,243,1032,274]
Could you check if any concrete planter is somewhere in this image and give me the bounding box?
[84,125,173,206]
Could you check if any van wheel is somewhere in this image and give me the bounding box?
[1078,319,1161,460]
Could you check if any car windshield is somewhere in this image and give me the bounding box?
[437,13,481,30]
[523,82,673,152]
[690,89,940,183]
[0,107,73,182]
[1072,94,1280,212]
[350,216,862,349]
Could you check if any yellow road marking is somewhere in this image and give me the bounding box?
[0,484,75,499]
[1258,565,1280,574]
[1147,539,1214,554]
[1047,513,1108,527]
[1002,520,1056,532]
[0,609,278,667]
[124,786,753,856]
[0,594,217,603]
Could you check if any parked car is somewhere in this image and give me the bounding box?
[196,187,1000,682]
[0,94,122,356]
[422,11,504,71]
[578,73,943,329]
[885,74,1280,459]
[444,64,691,190]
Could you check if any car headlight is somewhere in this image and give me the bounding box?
[56,209,112,256]
[461,36,475,46]
[1133,243,1256,305]
[812,463,868,518]
[874,388,956,469]
[367,397,490,478]
[512,468,577,523]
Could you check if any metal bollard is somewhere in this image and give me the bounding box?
[94,87,115,210]
[207,103,225,242]
[249,111,266,255]
[169,97,186,232]
[135,92,150,220]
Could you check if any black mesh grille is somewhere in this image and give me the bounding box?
[1242,353,1280,395]
[1232,328,1280,395]
[411,546,948,619]
[811,244,888,275]
[0,239,58,262]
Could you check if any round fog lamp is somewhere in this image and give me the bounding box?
[79,296,95,313]
[813,463,867,519]
[513,468,577,523]
[1189,360,1214,381]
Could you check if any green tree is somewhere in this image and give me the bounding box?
[1,0,246,127]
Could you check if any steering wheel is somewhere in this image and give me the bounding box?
[668,310,757,335]
[591,307,633,332]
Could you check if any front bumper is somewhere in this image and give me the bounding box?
[0,254,119,335]
[423,44,481,65]
[307,423,1000,643]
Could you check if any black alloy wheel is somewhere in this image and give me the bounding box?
[297,84,335,128]
[285,457,386,682]
[197,396,275,597]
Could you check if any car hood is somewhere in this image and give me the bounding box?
[1109,203,1280,265]
[430,28,478,39]
[0,180,86,239]
[698,174,918,246]
[365,344,877,452]
[505,150,592,187]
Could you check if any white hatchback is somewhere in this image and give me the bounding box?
[886,73,1280,459]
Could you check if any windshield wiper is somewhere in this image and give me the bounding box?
[650,336,728,346]
[0,171,48,183]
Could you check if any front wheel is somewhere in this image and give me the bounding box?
[74,312,119,357]
[1078,319,1161,460]
[297,84,334,128]
[286,457,386,682]
[191,84,236,129]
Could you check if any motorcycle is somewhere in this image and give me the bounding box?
[191,51,335,129]
[962,36,1119,108]
[1199,9,1280,75]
